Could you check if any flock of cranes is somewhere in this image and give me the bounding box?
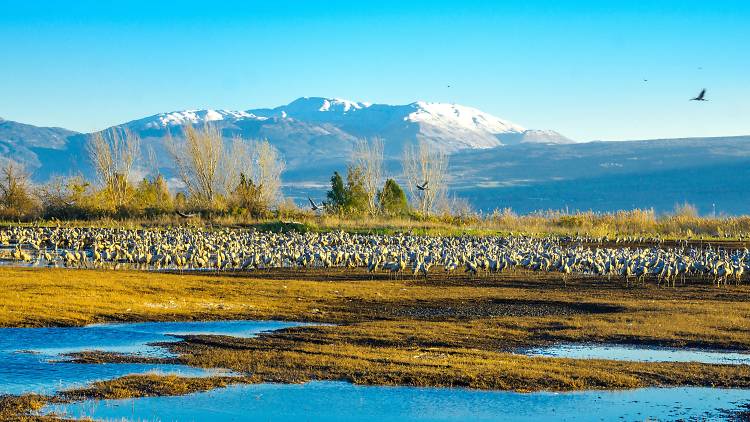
[1,226,748,286]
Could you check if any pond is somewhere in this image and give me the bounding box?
[6,321,750,420]
[523,343,750,365]
[44,381,750,422]
[0,320,305,395]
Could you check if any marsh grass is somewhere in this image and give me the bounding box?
[0,394,52,422]
[3,208,750,239]
[58,375,248,401]
[4,267,750,419]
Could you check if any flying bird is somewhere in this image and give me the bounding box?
[416,181,429,191]
[176,211,198,218]
[690,89,708,101]
[308,197,321,211]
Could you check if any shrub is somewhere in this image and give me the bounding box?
[0,161,38,220]
[377,179,409,216]
[133,175,174,217]
[229,173,267,218]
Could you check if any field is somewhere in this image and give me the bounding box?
[3,265,750,419]
[5,206,750,239]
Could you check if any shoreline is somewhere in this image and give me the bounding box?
[3,266,750,419]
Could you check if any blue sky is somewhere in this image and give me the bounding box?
[1,0,748,140]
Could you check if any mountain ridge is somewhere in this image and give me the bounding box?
[2,98,749,214]
[116,96,571,151]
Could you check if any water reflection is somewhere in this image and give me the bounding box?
[0,320,305,395]
[45,381,750,422]
[524,343,750,365]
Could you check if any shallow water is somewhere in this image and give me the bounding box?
[0,320,305,395]
[9,321,750,420]
[45,381,750,422]
[524,343,750,365]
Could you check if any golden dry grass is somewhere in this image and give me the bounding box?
[3,265,750,419]
[0,394,52,422]
[2,267,750,351]
[167,334,750,392]
[58,375,248,401]
[5,208,750,239]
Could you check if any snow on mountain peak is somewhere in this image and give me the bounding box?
[402,101,527,150]
[114,97,568,153]
[407,101,525,134]
[519,129,574,144]
[317,97,371,113]
[279,97,371,116]
[138,109,263,129]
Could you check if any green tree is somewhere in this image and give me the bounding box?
[230,173,266,217]
[377,179,409,216]
[174,192,188,211]
[325,167,369,215]
[326,171,347,212]
[133,175,173,216]
[345,165,369,214]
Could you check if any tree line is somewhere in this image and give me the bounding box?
[0,125,452,221]
[321,138,450,217]
[0,125,286,220]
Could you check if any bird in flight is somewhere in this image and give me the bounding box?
[308,197,321,211]
[416,181,429,191]
[176,211,198,218]
[690,89,708,101]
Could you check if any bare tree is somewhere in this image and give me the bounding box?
[252,140,285,207]
[402,140,449,215]
[145,144,160,178]
[0,159,37,218]
[87,128,140,208]
[225,136,252,197]
[166,124,254,208]
[37,175,78,209]
[167,124,224,206]
[351,137,384,214]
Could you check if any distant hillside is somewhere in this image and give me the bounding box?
[0,97,570,180]
[447,136,750,215]
[1,100,748,215]
[282,135,750,215]
[0,118,78,169]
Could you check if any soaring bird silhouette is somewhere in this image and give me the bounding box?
[176,211,198,218]
[691,89,708,101]
[308,197,321,211]
[416,181,429,191]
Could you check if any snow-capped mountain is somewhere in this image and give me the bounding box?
[131,109,264,131]
[118,97,571,159]
[2,102,750,214]
[251,97,372,121]
[512,129,572,144]
[249,97,559,151]
[2,96,574,194]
